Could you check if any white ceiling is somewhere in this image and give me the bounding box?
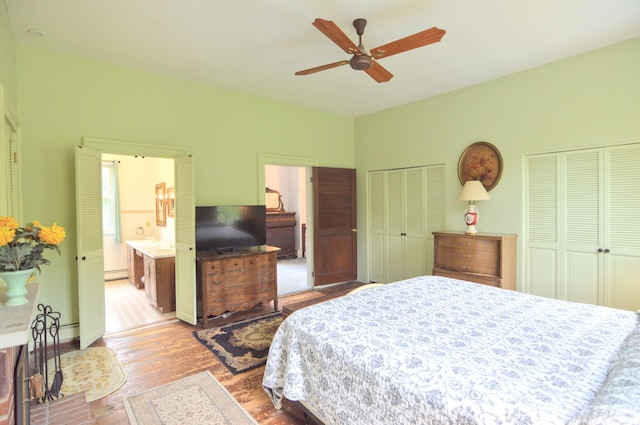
[5,0,640,117]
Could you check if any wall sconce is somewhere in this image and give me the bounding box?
[458,180,490,235]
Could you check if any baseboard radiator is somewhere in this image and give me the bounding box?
[104,269,128,281]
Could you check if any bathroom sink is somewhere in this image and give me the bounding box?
[152,248,175,256]
[127,240,175,257]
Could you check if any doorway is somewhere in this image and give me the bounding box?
[101,153,176,334]
[265,164,310,295]
[76,140,194,349]
[259,153,320,297]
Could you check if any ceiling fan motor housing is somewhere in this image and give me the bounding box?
[350,54,372,70]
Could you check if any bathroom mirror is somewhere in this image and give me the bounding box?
[156,182,167,226]
[167,187,175,217]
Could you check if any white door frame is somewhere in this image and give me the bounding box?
[258,153,319,287]
[77,138,192,347]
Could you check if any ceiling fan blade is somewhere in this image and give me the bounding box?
[312,18,361,54]
[370,27,445,59]
[365,61,393,83]
[295,60,349,76]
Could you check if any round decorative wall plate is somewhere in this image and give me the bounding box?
[457,141,503,191]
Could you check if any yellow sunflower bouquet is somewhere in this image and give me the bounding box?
[0,216,66,272]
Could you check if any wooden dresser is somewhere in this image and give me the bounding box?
[196,246,279,327]
[266,212,297,258]
[432,231,517,290]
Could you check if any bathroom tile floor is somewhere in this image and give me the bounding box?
[104,279,176,335]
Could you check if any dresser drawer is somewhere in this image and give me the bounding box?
[227,282,272,305]
[435,235,500,252]
[244,252,276,269]
[433,269,501,287]
[432,232,517,291]
[202,257,243,275]
[435,247,500,276]
[206,271,244,293]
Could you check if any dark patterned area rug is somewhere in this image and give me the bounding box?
[193,312,282,374]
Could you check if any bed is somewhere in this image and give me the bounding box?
[262,276,640,425]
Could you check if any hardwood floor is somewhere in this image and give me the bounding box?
[88,281,364,424]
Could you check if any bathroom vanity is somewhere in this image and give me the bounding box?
[126,240,176,313]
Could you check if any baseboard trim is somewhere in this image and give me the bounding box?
[105,270,128,281]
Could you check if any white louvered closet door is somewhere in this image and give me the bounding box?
[367,165,444,283]
[525,154,558,298]
[526,143,640,311]
[426,166,445,277]
[403,167,429,280]
[386,170,405,282]
[562,149,603,305]
[603,144,640,310]
[368,171,385,283]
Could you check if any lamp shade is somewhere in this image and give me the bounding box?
[458,180,491,201]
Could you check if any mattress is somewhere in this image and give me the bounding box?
[263,276,639,424]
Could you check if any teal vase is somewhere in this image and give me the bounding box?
[0,268,34,306]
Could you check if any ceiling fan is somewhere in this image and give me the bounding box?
[295,18,446,83]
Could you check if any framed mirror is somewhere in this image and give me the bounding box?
[155,182,167,226]
[265,187,285,212]
[167,187,175,217]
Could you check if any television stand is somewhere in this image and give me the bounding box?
[216,247,245,255]
[196,245,280,328]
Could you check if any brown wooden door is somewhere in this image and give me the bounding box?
[312,167,357,285]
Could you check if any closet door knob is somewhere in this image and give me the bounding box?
[604,248,610,253]
[597,248,603,253]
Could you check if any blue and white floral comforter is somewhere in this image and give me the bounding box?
[263,276,640,425]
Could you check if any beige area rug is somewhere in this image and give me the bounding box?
[47,347,126,402]
[124,371,259,425]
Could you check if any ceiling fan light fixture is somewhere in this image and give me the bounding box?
[295,18,444,83]
[349,54,371,70]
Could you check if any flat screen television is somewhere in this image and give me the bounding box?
[195,205,267,253]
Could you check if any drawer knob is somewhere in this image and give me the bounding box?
[459,241,470,246]
[457,253,471,258]
[461,266,471,270]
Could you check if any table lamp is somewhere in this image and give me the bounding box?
[458,180,490,234]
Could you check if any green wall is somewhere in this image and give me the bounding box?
[16,46,354,329]
[0,1,17,105]
[354,37,640,287]
[6,26,640,330]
